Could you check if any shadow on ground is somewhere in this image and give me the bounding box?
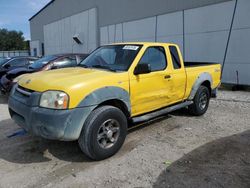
[0,119,92,164]
[0,116,172,165]
[153,130,250,188]
[169,107,193,117]
[0,94,8,104]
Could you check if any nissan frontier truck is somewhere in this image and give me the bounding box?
[8,42,221,160]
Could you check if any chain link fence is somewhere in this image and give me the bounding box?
[0,50,30,57]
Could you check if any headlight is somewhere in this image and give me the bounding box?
[40,91,69,109]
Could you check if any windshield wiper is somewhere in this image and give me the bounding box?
[79,64,117,72]
[91,65,117,72]
[78,64,89,68]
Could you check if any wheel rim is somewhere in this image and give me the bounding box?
[97,119,120,149]
[199,92,208,110]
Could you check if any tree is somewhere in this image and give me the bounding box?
[0,28,28,51]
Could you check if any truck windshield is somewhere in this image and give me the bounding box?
[79,45,142,72]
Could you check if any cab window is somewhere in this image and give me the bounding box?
[139,46,167,72]
[28,58,37,65]
[5,58,27,68]
[169,46,181,69]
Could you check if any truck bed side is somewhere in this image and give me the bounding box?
[184,64,221,100]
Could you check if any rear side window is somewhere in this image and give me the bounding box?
[8,58,27,67]
[28,58,36,64]
[169,46,181,69]
[139,46,167,72]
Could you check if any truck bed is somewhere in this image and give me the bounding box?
[184,61,220,67]
[183,62,221,100]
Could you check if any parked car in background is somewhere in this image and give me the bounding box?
[0,53,88,93]
[0,57,7,64]
[0,56,38,79]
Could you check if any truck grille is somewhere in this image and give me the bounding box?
[15,85,34,98]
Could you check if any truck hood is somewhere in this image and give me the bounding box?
[18,67,130,108]
[18,67,127,92]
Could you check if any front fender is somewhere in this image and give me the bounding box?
[78,86,131,113]
[64,86,131,139]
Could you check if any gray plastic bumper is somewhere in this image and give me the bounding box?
[8,87,95,141]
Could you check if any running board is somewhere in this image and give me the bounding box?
[132,101,193,123]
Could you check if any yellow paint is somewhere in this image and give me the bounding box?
[18,42,221,116]
[19,68,130,109]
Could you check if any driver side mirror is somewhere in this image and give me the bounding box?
[134,63,151,75]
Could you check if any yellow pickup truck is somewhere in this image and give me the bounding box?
[9,42,221,160]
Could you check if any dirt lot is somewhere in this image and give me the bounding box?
[0,90,250,188]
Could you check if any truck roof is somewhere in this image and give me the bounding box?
[105,42,178,46]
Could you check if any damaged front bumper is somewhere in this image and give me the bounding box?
[8,85,95,141]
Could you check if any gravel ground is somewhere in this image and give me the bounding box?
[0,90,249,188]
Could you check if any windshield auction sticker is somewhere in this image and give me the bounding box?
[123,45,139,51]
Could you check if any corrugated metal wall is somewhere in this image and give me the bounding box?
[43,8,97,55]
[100,0,250,85]
[29,0,250,85]
[30,0,231,42]
[100,1,234,60]
[223,0,250,85]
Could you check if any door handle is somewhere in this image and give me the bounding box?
[164,75,171,79]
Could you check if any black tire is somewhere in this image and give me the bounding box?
[188,85,210,116]
[78,105,127,160]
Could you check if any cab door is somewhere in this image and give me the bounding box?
[130,46,173,116]
[167,45,186,103]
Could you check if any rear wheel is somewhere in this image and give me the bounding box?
[78,105,127,160]
[188,85,210,116]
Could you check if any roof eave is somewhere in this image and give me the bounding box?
[29,0,55,21]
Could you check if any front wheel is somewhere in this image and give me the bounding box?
[188,85,210,116]
[78,105,127,160]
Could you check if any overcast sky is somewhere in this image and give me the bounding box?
[0,0,51,40]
